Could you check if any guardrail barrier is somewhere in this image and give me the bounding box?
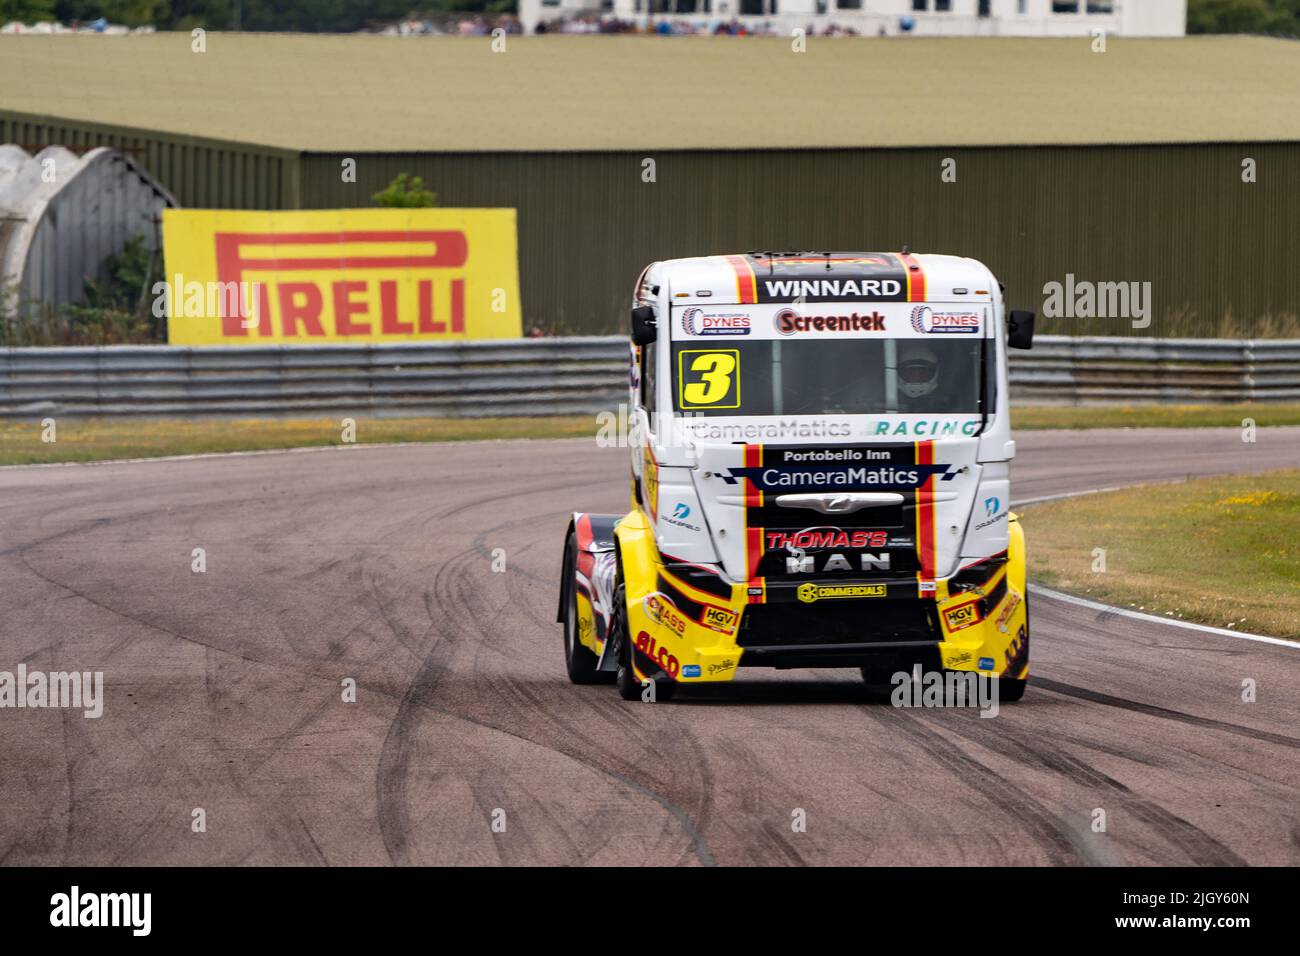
[1,336,1297,418]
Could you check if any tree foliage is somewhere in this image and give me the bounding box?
[372,173,438,208]
[36,0,503,31]
[1188,0,1300,34]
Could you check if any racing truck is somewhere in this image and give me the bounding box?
[559,252,1035,702]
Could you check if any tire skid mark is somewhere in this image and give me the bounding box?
[1034,678,1300,750]
[439,543,717,865]
[863,706,1083,864]
[922,709,1248,866]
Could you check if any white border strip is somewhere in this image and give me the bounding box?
[1012,483,1187,508]
[1028,584,1297,648]
[1014,482,1298,647]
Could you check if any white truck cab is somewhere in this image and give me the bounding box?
[562,252,1034,701]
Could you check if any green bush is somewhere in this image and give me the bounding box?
[372,173,439,209]
[0,236,165,346]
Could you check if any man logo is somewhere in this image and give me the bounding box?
[672,503,691,520]
[984,496,1000,517]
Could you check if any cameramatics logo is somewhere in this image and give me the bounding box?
[0,666,103,718]
[50,886,151,936]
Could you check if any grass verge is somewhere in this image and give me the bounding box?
[2,406,1299,465]
[0,416,598,466]
[1021,470,1300,639]
[1012,403,1300,430]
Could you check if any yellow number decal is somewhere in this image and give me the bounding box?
[678,350,740,409]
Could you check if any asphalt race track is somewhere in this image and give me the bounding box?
[1,427,1297,866]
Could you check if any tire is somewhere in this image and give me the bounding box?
[998,677,1027,702]
[562,534,602,685]
[613,567,676,702]
[999,589,1030,702]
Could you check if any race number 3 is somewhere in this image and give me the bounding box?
[678,349,740,409]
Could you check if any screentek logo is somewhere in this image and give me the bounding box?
[775,309,887,336]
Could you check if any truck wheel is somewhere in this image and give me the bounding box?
[562,534,602,685]
[612,572,676,702]
[998,590,1030,702]
[999,677,1027,702]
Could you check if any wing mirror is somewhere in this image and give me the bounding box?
[1007,309,1035,350]
[631,305,657,346]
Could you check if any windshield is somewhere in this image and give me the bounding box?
[671,338,991,417]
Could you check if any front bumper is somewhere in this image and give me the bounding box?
[618,539,1028,685]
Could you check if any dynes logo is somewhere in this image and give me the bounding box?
[910,306,980,334]
[775,308,886,336]
[680,308,751,336]
[213,229,468,337]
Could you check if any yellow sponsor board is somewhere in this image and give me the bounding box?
[162,208,522,344]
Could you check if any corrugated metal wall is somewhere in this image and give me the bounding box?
[5,106,1297,337]
[299,144,1300,337]
[0,110,300,211]
[21,149,174,311]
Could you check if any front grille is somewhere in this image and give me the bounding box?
[738,600,939,648]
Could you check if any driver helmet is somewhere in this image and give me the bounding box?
[898,343,939,399]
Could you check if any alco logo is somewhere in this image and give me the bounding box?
[910,306,980,335]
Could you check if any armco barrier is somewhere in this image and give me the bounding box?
[0,336,1297,418]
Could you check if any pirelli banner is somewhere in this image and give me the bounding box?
[162,209,522,345]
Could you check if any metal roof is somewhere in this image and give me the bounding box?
[1,34,1298,153]
[0,144,175,313]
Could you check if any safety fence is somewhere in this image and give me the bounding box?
[1,336,1297,418]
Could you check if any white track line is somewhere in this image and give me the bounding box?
[1028,584,1296,648]
[1016,485,1297,648]
[1011,480,1191,508]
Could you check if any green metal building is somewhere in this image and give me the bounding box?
[3,33,1298,336]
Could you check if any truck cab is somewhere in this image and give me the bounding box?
[560,252,1033,702]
